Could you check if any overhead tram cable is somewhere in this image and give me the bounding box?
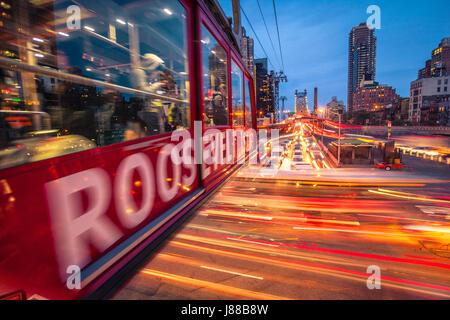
[272,0,285,73]
[255,0,282,71]
[240,5,276,71]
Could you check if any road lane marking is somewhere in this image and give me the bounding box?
[140,268,289,300]
[200,265,264,280]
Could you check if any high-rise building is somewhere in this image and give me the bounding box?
[430,37,450,77]
[409,37,450,124]
[418,38,450,79]
[255,58,274,117]
[240,27,254,76]
[347,22,377,114]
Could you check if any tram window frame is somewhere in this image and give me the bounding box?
[244,76,254,129]
[231,59,245,127]
[0,0,194,171]
[200,23,230,128]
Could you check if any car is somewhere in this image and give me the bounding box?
[375,162,402,171]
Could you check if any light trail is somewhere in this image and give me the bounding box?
[175,233,363,268]
[199,209,360,226]
[379,188,450,202]
[200,265,264,280]
[227,237,280,247]
[200,209,274,221]
[158,252,265,280]
[369,189,450,204]
[114,132,450,300]
[140,268,289,300]
[169,240,450,298]
[176,232,450,270]
[358,213,444,223]
[291,226,445,240]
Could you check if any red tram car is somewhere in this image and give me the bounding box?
[0,0,256,299]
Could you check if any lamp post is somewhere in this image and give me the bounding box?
[328,109,343,166]
[318,108,325,145]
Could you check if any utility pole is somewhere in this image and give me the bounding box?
[338,112,341,166]
[271,70,287,123]
[328,109,343,166]
[231,0,242,50]
[314,87,318,113]
[280,96,287,120]
[321,117,324,145]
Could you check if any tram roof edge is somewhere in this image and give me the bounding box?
[202,0,241,55]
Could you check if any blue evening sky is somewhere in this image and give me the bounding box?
[218,0,449,112]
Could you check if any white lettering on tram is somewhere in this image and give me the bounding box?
[45,127,273,283]
[46,168,122,279]
[115,153,155,228]
[157,144,181,202]
[171,129,196,186]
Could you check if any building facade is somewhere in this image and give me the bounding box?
[326,96,345,121]
[410,37,450,125]
[409,75,450,124]
[347,22,377,114]
[352,80,400,112]
[255,58,274,117]
[240,27,254,76]
[430,37,450,77]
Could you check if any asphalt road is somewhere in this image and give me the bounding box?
[113,173,450,300]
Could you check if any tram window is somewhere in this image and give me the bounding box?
[231,61,244,127]
[0,0,189,170]
[201,25,229,127]
[244,78,253,128]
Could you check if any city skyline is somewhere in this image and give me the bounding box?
[219,0,449,112]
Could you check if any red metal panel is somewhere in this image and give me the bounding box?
[0,0,256,299]
[0,133,199,299]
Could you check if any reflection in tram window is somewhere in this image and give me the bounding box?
[244,78,253,128]
[231,61,244,126]
[0,0,190,170]
[201,25,229,127]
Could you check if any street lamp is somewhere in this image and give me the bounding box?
[327,109,343,166]
[318,108,325,144]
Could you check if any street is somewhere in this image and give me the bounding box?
[113,134,450,300]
